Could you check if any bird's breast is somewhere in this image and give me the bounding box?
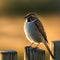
[24,21,44,43]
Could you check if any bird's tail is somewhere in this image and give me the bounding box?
[44,42,55,59]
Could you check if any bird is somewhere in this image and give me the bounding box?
[24,13,55,59]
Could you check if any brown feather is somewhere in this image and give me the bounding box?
[34,19,48,43]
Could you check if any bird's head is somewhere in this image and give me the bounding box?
[25,13,37,22]
[25,13,35,18]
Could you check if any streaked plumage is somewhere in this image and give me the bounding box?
[24,13,55,59]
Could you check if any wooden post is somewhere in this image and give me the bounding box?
[0,50,17,60]
[24,46,45,60]
[50,41,60,60]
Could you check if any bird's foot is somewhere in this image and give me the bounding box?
[35,43,40,48]
[29,42,34,47]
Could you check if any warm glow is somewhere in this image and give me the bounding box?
[0,14,60,60]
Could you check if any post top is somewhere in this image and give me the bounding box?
[0,50,17,54]
[25,46,45,54]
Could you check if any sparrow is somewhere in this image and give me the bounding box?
[24,13,55,59]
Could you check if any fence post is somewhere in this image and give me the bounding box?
[0,50,17,60]
[50,40,60,60]
[24,46,45,60]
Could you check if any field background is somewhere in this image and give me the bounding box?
[0,0,60,60]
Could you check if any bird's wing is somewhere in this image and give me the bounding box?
[34,19,48,43]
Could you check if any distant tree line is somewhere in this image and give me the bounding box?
[0,0,60,15]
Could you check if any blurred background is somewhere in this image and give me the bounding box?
[0,0,60,60]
